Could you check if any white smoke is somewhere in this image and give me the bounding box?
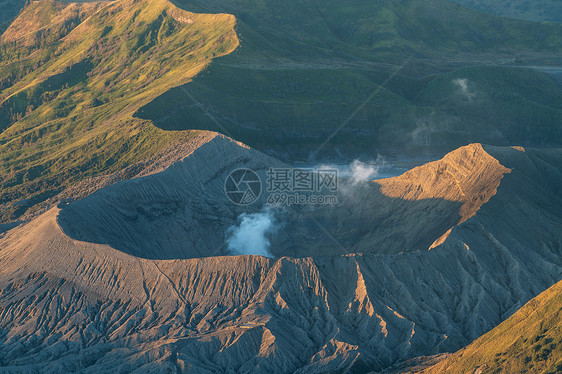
[410,122,435,145]
[350,159,379,185]
[316,158,386,190]
[453,78,476,101]
[226,208,279,257]
[454,78,469,93]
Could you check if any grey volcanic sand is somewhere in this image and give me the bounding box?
[0,137,561,373]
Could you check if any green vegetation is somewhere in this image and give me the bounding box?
[140,0,562,157]
[179,0,562,55]
[2,0,562,223]
[0,0,239,222]
[450,0,562,23]
[422,280,562,373]
[416,66,562,145]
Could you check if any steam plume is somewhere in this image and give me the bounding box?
[226,208,279,257]
[350,160,379,184]
[453,78,476,101]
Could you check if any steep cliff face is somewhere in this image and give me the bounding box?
[0,138,560,373]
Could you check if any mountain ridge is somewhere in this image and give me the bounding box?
[0,140,560,372]
[0,0,561,372]
[142,0,562,158]
[2,0,562,225]
[0,0,239,223]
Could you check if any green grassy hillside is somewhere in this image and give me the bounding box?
[450,0,562,23]
[2,0,562,223]
[416,66,562,146]
[139,0,562,158]
[422,280,562,373]
[181,0,562,55]
[0,0,238,222]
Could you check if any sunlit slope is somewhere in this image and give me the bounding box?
[0,142,561,372]
[0,0,106,46]
[0,0,239,222]
[3,0,562,223]
[139,0,562,156]
[422,280,562,374]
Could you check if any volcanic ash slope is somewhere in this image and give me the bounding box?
[422,279,562,374]
[0,138,561,373]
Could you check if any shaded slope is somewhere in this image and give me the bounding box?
[57,133,286,259]
[139,0,562,158]
[449,0,562,23]
[422,280,562,374]
[0,142,561,372]
[180,0,562,55]
[0,0,26,33]
[416,66,562,146]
